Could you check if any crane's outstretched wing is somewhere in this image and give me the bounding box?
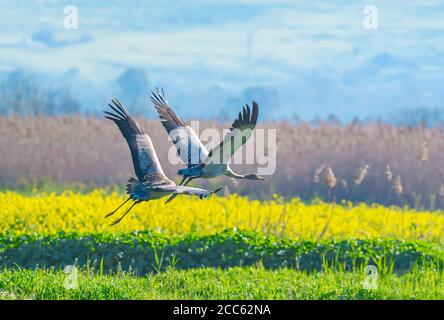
[150,88,209,166]
[104,98,169,182]
[204,101,259,165]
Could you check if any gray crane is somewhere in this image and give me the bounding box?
[103,98,220,225]
[150,89,265,186]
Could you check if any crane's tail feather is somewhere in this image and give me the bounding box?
[200,187,221,198]
[198,186,222,199]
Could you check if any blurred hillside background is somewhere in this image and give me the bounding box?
[1,0,444,122]
[2,1,444,208]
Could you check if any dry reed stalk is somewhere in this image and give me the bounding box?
[440,186,444,197]
[394,175,403,195]
[418,141,429,164]
[323,167,337,189]
[385,165,393,182]
[354,165,369,185]
[1,116,444,208]
[313,165,326,183]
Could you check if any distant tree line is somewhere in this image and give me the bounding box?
[1,70,444,128]
[390,107,444,128]
[0,70,80,116]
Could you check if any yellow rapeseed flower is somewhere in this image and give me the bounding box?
[1,190,443,242]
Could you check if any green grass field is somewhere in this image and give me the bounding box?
[1,266,443,300]
[1,190,444,300]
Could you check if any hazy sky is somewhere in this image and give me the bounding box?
[1,0,444,120]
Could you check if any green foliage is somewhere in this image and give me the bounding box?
[0,266,443,300]
[0,229,442,275]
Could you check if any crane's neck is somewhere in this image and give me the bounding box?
[226,167,246,179]
[226,166,264,181]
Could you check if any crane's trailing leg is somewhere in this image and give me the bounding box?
[183,177,196,186]
[110,202,137,226]
[178,166,202,185]
[178,176,188,186]
[104,197,131,218]
[165,192,178,204]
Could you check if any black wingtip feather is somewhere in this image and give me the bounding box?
[251,101,259,124]
[109,102,123,115]
[104,116,119,122]
[230,101,260,130]
[104,110,124,121]
[150,89,168,110]
[107,102,126,120]
[111,98,129,117]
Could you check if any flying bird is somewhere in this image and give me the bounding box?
[103,98,220,225]
[150,89,265,186]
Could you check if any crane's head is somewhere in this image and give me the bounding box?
[243,173,265,181]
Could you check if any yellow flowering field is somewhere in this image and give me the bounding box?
[1,190,444,242]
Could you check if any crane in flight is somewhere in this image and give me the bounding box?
[151,89,265,186]
[103,98,220,225]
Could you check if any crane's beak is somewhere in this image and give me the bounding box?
[212,187,222,194]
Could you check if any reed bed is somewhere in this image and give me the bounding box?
[1,116,444,208]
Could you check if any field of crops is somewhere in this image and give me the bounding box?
[0,190,443,299]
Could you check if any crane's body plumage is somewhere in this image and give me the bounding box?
[178,163,229,179]
[150,89,265,185]
[126,178,216,202]
[103,98,219,225]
